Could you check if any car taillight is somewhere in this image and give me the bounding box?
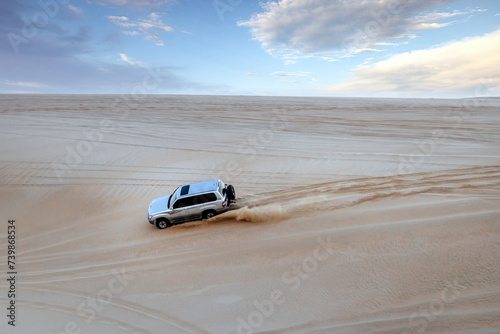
[222,201,226,207]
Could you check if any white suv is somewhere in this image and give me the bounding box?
[148,179,235,229]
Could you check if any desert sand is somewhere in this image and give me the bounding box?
[0,94,499,334]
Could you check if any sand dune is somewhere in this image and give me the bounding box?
[0,95,499,333]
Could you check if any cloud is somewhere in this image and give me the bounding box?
[239,0,485,60]
[410,8,486,24]
[108,15,129,22]
[118,53,147,66]
[95,0,177,6]
[412,22,451,30]
[245,72,259,76]
[118,53,135,65]
[108,12,173,46]
[0,0,204,94]
[60,4,84,20]
[329,29,500,97]
[63,26,92,43]
[1,80,46,88]
[123,31,140,36]
[354,48,384,54]
[0,46,202,93]
[270,71,310,77]
[0,0,95,56]
[67,5,82,15]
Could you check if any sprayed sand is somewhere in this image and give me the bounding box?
[0,95,499,333]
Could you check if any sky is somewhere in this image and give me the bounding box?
[1,0,499,97]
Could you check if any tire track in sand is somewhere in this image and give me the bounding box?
[211,165,500,223]
[16,286,209,334]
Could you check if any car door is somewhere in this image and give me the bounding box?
[170,197,194,223]
[200,193,219,212]
[188,194,207,220]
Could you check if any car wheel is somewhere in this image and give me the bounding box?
[202,210,217,220]
[155,218,171,229]
[226,185,236,200]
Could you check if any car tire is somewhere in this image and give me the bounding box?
[226,185,236,200]
[155,218,171,229]
[202,210,217,220]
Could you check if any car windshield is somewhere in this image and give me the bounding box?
[168,186,181,209]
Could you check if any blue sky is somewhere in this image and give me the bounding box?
[1,0,499,97]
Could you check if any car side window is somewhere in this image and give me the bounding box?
[203,193,217,203]
[172,199,183,209]
[175,193,218,209]
[191,195,204,206]
[173,197,193,209]
[192,193,217,206]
